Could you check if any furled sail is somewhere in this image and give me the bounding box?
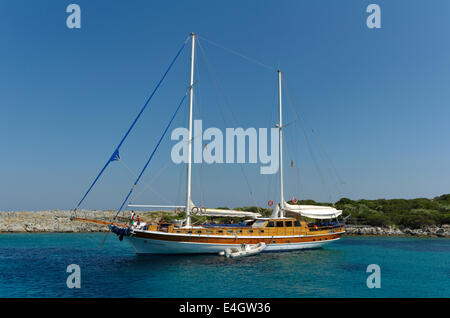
[200,208,261,218]
[189,200,260,218]
[128,200,260,218]
[283,202,342,219]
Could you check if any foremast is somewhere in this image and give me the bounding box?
[185,33,196,228]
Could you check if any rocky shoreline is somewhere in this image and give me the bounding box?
[0,210,449,237]
[345,224,450,237]
[0,210,116,233]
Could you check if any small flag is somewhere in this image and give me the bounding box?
[110,149,120,162]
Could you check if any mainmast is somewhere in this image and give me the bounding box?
[277,70,284,218]
[185,33,196,227]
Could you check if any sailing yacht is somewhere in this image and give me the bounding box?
[72,33,345,254]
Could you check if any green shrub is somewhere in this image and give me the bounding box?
[335,195,450,227]
[365,213,392,227]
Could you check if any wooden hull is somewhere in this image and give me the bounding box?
[125,230,344,254]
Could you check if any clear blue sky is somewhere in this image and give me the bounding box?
[1,0,450,211]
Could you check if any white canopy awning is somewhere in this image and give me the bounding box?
[284,202,342,219]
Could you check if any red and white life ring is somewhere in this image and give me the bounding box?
[268,200,274,207]
[292,197,298,204]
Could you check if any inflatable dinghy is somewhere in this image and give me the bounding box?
[219,242,266,258]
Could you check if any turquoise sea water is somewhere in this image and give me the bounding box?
[0,233,449,298]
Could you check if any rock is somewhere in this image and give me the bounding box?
[343,223,449,237]
[0,210,113,233]
[0,210,173,233]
